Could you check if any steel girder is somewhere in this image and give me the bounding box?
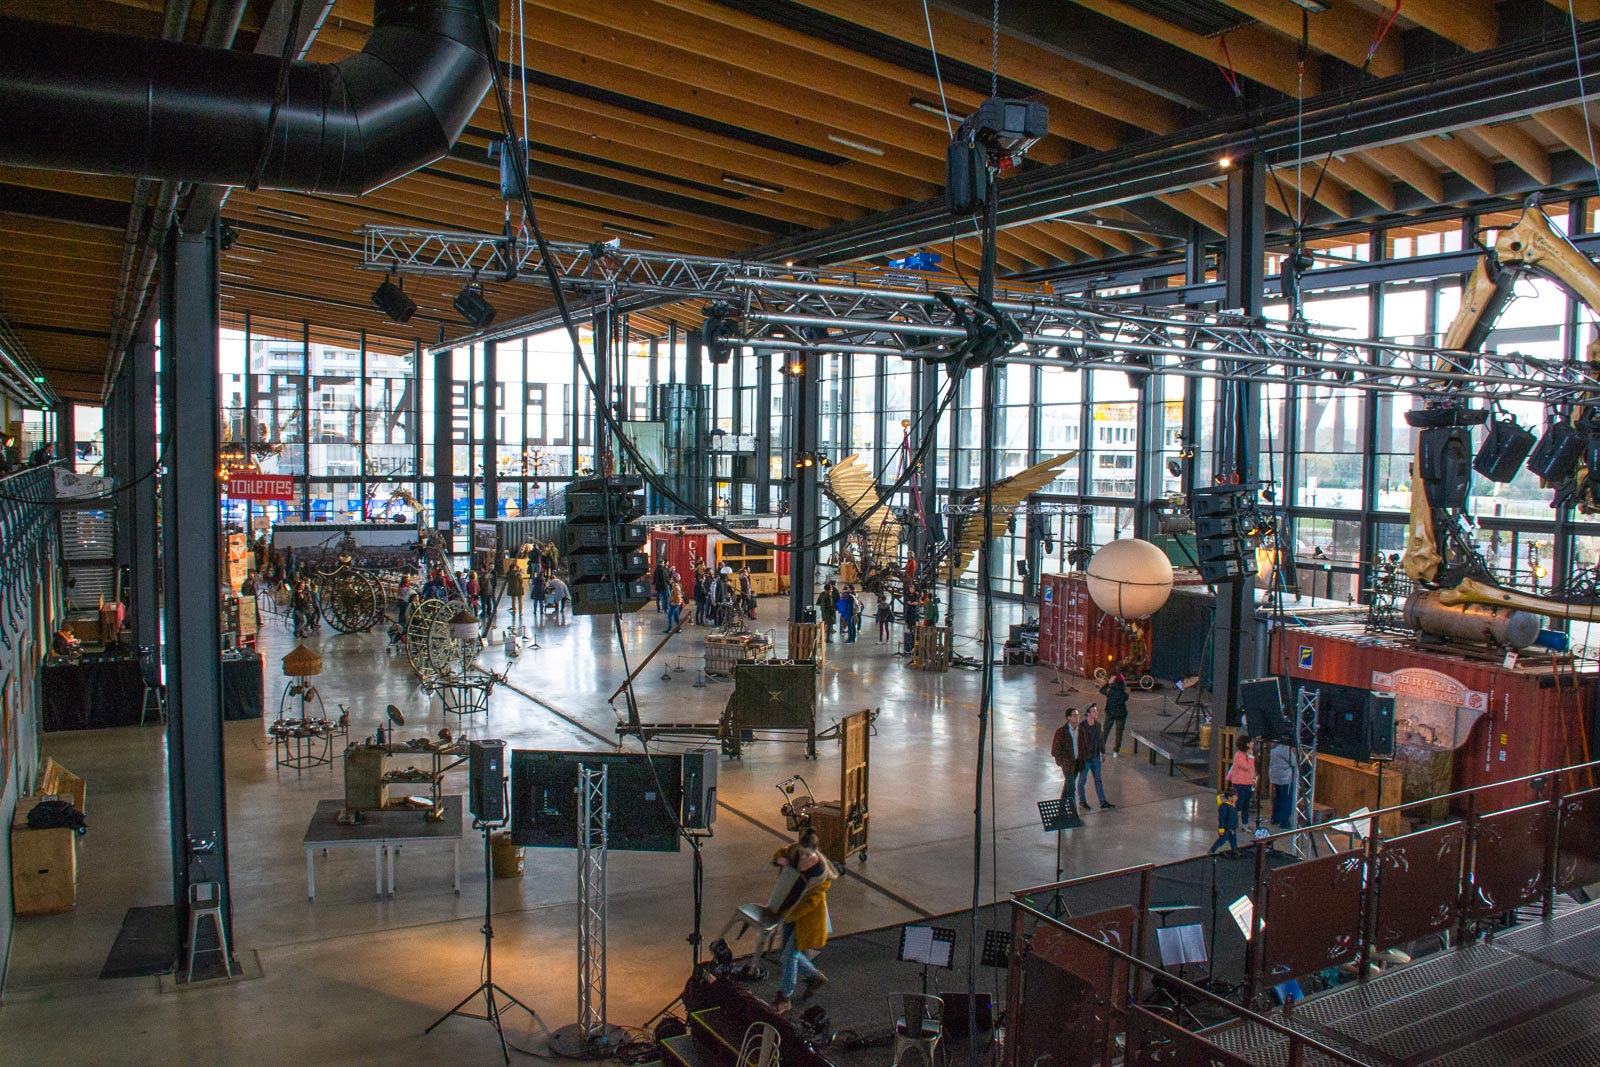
[364,224,1598,404]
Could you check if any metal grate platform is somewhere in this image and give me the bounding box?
[1207,900,1600,1065]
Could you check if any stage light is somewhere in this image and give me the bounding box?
[453,282,497,329]
[721,173,783,195]
[371,273,417,324]
[1219,156,1233,169]
[789,362,804,376]
[1166,458,1183,478]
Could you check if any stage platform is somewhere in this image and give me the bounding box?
[1207,899,1600,1065]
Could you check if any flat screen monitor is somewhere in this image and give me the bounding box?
[510,749,683,853]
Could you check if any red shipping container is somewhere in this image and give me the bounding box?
[1038,572,1152,678]
[1274,627,1595,812]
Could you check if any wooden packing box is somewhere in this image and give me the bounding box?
[12,796,78,915]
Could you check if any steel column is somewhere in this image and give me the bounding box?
[433,347,453,539]
[159,220,233,960]
[754,348,773,513]
[55,398,74,462]
[130,312,160,667]
[1212,155,1267,777]
[105,358,132,569]
[685,328,706,511]
[915,359,940,560]
[482,339,497,524]
[789,343,820,622]
[592,310,611,474]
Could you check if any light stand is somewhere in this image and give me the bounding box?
[1036,798,1083,918]
[426,800,549,1063]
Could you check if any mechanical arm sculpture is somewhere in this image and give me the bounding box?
[1402,196,1600,631]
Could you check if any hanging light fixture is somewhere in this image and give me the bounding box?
[371,272,417,323]
[453,279,497,329]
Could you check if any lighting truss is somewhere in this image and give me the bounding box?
[1292,687,1320,860]
[361,225,1600,405]
[576,763,609,1049]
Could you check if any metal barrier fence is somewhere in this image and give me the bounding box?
[1004,758,1600,1066]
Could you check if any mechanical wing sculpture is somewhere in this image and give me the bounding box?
[824,454,903,562]
[936,452,1077,584]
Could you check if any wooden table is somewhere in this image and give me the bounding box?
[302,795,464,900]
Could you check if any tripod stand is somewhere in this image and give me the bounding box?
[427,818,549,1063]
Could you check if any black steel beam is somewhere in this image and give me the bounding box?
[159,221,233,960]
[754,347,773,513]
[129,314,160,670]
[482,339,497,530]
[433,347,453,541]
[788,346,820,623]
[752,24,1600,266]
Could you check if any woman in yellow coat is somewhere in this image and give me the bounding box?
[765,828,837,1013]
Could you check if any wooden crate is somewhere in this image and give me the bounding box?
[912,625,952,672]
[787,622,824,666]
[12,797,77,915]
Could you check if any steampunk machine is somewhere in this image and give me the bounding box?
[614,659,820,758]
[774,707,873,866]
[1398,196,1600,646]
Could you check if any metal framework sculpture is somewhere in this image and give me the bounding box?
[313,564,386,634]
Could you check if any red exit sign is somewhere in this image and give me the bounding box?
[224,473,295,500]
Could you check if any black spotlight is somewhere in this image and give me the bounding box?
[1528,420,1587,482]
[371,273,417,323]
[702,303,738,365]
[1474,416,1536,483]
[1165,458,1183,478]
[453,283,496,329]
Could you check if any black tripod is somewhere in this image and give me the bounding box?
[427,818,548,1063]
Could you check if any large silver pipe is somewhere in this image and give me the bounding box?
[1404,590,1541,648]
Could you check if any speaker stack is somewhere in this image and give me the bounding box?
[467,738,507,825]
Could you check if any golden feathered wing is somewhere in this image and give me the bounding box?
[824,454,903,560]
[936,452,1078,583]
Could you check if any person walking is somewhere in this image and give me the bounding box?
[395,574,416,629]
[876,593,893,643]
[767,829,837,1014]
[1268,740,1295,829]
[1208,791,1241,858]
[1077,704,1115,811]
[738,565,756,620]
[666,572,684,631]
[652,558,670,614]
[901,591,920,655]
[1100,666,1130,757]
[1226,732,1257,827]
[503,561,525,630]
[547,574,570,623]
[693,567,709,626]
[1050,707,1086,805]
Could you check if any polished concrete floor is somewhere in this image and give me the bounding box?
[2,587,1219,1065]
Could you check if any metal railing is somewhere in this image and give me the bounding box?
[0,465,62,651]
[1004,757,1600,1066]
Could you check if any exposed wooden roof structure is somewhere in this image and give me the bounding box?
[2,0,1600,400]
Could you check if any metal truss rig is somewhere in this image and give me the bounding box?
[363,225,1600,405]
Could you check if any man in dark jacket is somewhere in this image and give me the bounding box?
[1050,707,1086,803]
[1100,668,1130,757]
[816,583,838,642]
[652,560,669,613]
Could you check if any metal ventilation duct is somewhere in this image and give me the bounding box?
[0,0,498,196]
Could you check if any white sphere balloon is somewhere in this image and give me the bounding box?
[1085,538,1175,620]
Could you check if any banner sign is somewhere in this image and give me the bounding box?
[225,473,295,500]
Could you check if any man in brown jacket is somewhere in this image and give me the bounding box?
[1050,707,1085,802]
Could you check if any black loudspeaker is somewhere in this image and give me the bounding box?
[1366,694,1396,761]
[681,750,718,831]
[1417,425,1473,511]
[1239,677,1287,742]
[1474,418,1536,483]
[468,739,507,824]
[1528,421,1586,481]
[939,992,994,1043]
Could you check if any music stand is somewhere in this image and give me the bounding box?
[1036,798,1082,917]
[898,925,956,995]
[980,929,1012,969]
[1150,922,1208,1028]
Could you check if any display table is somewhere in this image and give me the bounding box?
[42,652,263,731]
[301,795,464,900]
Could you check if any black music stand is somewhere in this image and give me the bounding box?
[898,925,957,995]
[980,929,1012,969]
[1036,798,1083,917]
[1151,922,1208,1028]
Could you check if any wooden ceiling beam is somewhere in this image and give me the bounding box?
[1471,123,1552,186]
[1364,144,1446,203]
[1214,0,1403,77]
[1065,0,1317,98]
[1546,0,1600,20]
[792,0,1171,138]
[1414,134,1497,195]
[1366,0,1497,52]
[1532,106,1600,166]
[1156,191,1227,235]
[1321,156,1396,212]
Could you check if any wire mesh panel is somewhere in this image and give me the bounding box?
[1262,851,1365,987]
[1557,788,1600,893]
[1467,802,1552,920]
[1373,823,1465,951]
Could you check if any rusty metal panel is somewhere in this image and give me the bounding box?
[1374,822,1465,950]
[1262,851,1366,985]
[1557,788,1600,893]
[1019,907,1136,1067]
[1467,802,1552,920]
[1124,1007,1257,1066]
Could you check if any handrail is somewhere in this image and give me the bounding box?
[1011,896,1369,1066]
[1011,861,1153,901]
